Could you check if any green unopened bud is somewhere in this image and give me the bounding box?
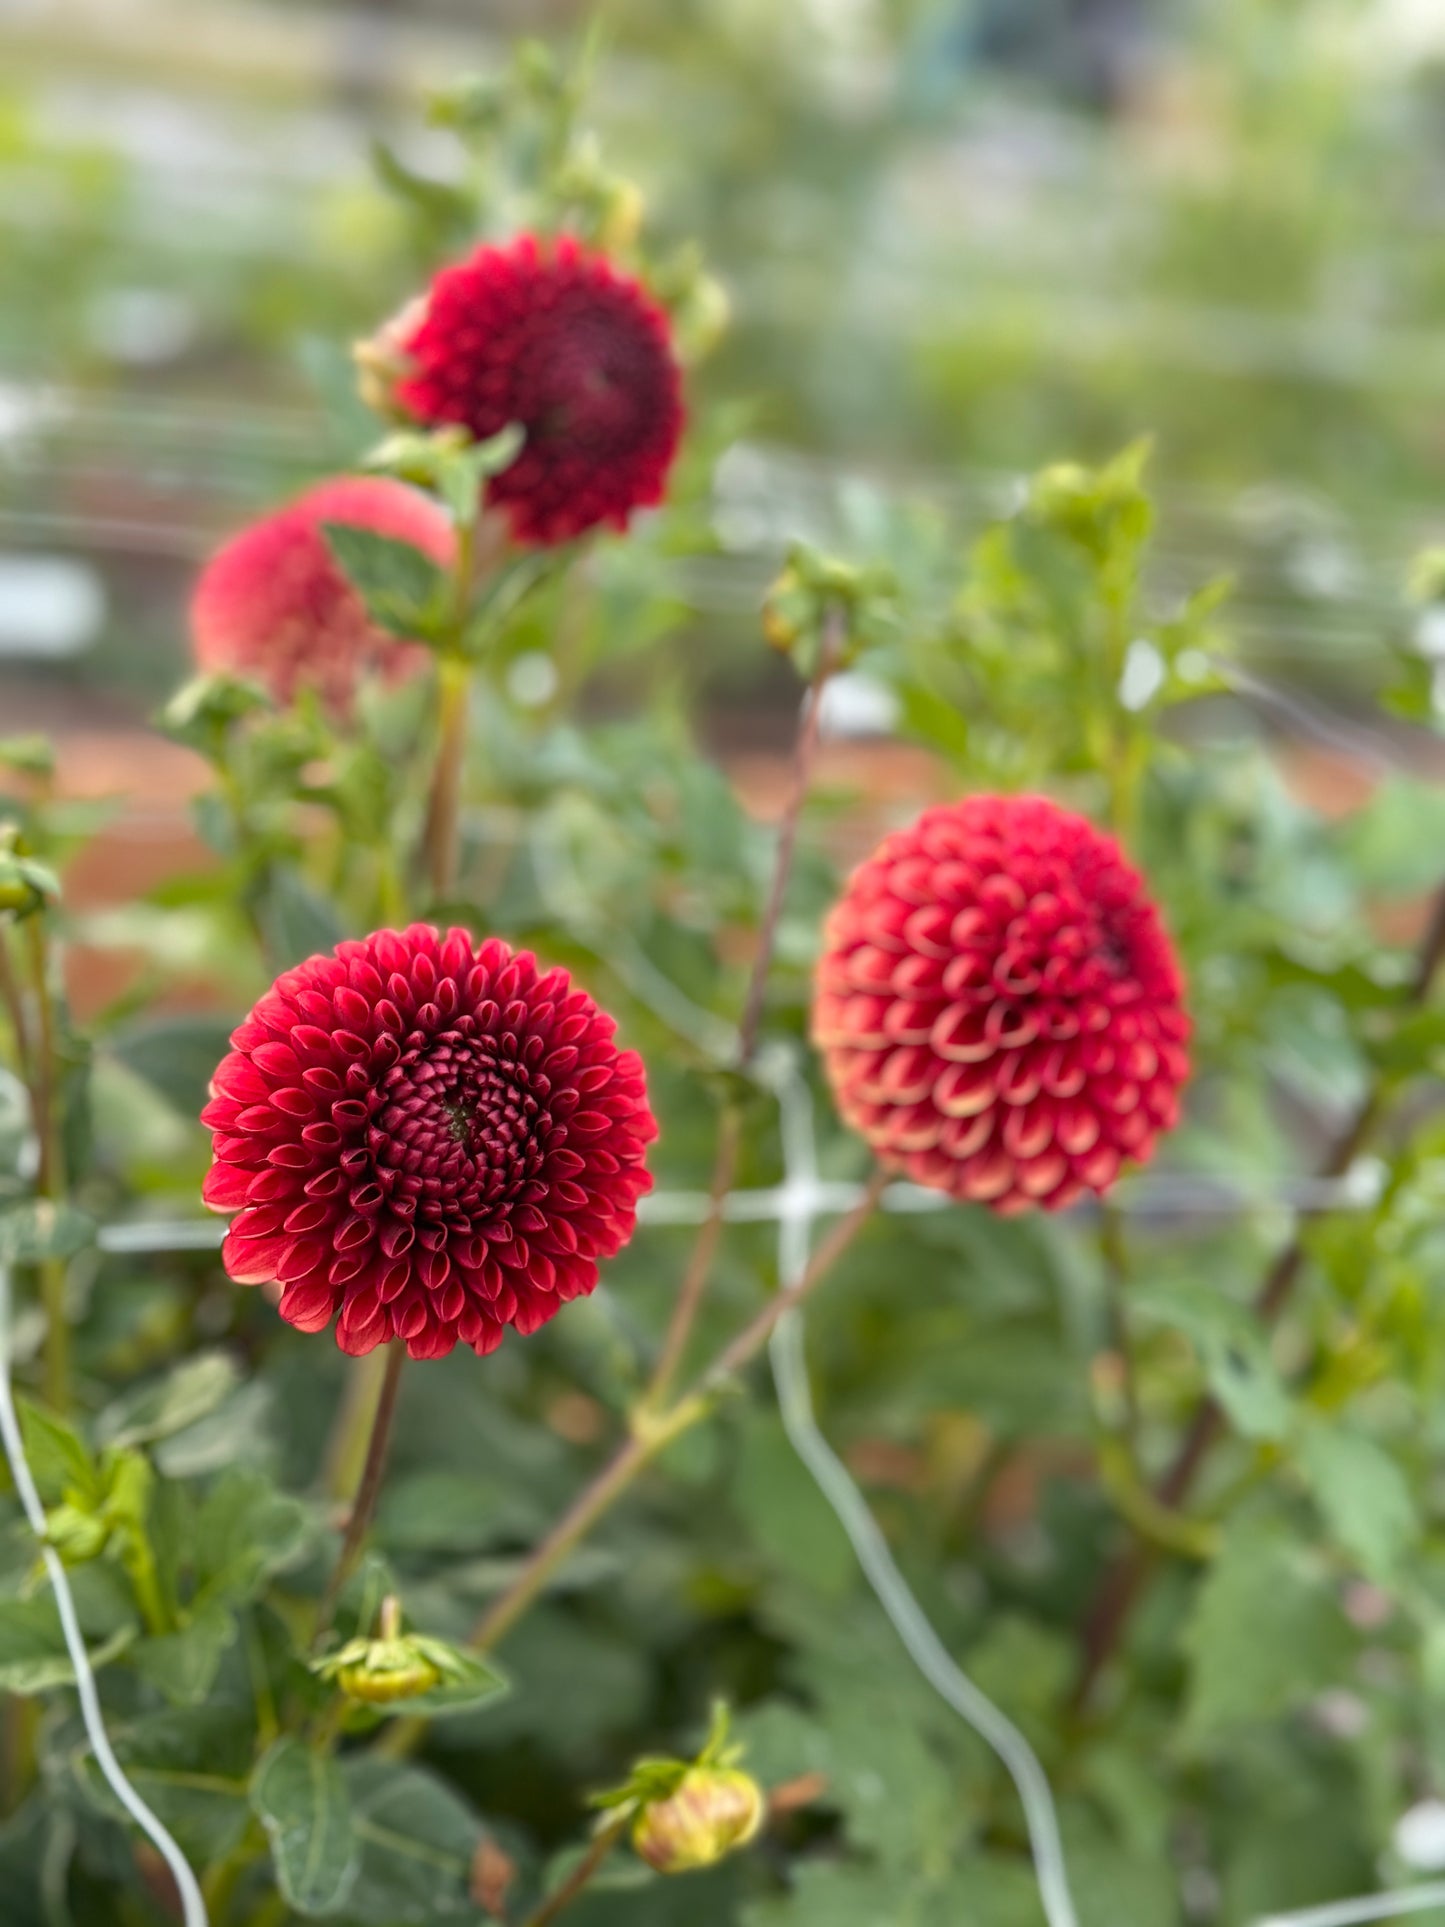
[761,564,808,654]
[312,1596,507,1712]
[632,1766,765,1874]
[45,1503,110,1565]
[0,831,59,918]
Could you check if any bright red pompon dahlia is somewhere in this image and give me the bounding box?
[386,233,683,546]
[190,477,454,710]
[813,795,1190,1214]
[201,925,657,1359]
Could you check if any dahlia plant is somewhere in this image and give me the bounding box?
[3,38,1445,1927]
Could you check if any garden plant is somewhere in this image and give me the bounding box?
[5,35,1445,1927]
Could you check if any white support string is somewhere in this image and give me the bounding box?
[0,1262,209,1927]
[762,1055,1082,1927]
[1257,1886,1445,1927]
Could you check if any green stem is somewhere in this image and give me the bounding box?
[420,516,478,905]
[26,918,69,1414]
[201,1820,265,1924]
[312,1343,405,1650]
[321,1348,392,1504]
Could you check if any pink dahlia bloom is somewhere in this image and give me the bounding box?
[202,924,657,1358]
[813,795,1190,1214]
[190,477,454,711]
[390,233,683,546]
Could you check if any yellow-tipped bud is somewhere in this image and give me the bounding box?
[631,1766,765,1874]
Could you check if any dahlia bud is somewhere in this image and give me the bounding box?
[0,829,59,919]
[44,1502,110,1565]
[316,1597,500,1709]
[761,544,895,674]
[323,1595,442,1704]
[632,1767,765,1874]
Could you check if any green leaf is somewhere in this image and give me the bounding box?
[97,1351,241,1451]
[0,1594,131,1692]
[108,1013,237,1118]
[0,1201,95,1264]
[1183,1512,1352,1741]
[1298,1420,1418,1582]
[397,1645,509,1719]
[191,1468,311,1609]
[732,1412,857,1597]
[16,1398,97,1506]
[340,1758,495,1923]
[258,868,347,972]
[321,523,446,641]
[252,1737,359,1918]
[1131,1279,1292,1441]
[132,1605,237,1706]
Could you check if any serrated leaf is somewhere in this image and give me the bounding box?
[97,1351,241,1450]
[340,1758,494,1924]
[322,523,446,641]
[1183,1512,1352,1741]
[0,1594,131,1691]
[191,1468,311,1609]
[132,1605,237,1706]
[1298,1421,1418,1582]
[252,1738,358,1917]
[0,1201,95,1264]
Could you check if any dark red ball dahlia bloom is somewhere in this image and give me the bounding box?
[391,233,683,546]
[813,795,1190,1214]
[191,477,454,711]
[201,925,657,1359]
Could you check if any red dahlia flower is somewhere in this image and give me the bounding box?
[813,795,1190,1214]
[387,233,683,546]
[191,477,453,711]
[201,924,657,1359]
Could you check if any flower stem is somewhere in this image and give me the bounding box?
[312,1342,405,1651]
[25,917,69,1414]
[321,1347,392,1504]
[421,653,473,905]
[734,606,844,1067]
[1071,877,1445,1712]
[521,1815,630,1927]
[474,1172,883,1652]
[642,609,845,1412]
[375,1173,883,1763]
[420,517,478,905]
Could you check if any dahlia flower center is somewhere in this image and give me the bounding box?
[370,1030,549,1218]
[521,310,653,449]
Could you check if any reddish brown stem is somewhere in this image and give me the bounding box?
[1073,882,1445,1712]
[312,1342,405,1650]
[643,613,843,1413]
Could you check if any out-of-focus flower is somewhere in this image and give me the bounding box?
[190,477,454,711]
[813,794,1190,1213]
[201,923,657,1358]
[632,1766,766,1874]
[369,234,683,546]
